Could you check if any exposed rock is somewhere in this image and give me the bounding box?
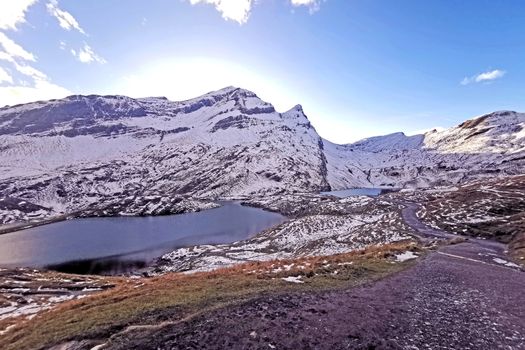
[0,88,523,225]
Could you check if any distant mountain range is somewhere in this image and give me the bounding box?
[0,86,523,224]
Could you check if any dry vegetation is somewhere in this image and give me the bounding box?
[0,241,420,350]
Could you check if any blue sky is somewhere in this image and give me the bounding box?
[0,0,524,143]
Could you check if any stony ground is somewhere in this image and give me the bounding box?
[1,176,524,349]
[156,195,413,273]
[0,269,117,335]
[0,243,416,350]
[394,174,525,260]
[97,199,525,350]
[107,244,524,350]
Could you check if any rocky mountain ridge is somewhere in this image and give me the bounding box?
[0,87,523,224]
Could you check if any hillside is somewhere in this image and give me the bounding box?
[0,87,524,224]
[325,110,525,189]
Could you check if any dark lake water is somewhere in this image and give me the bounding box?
[0,202,285,275]
[322,188,387,198]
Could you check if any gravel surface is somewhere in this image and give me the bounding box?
[102,203,525,350]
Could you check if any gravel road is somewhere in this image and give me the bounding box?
[105,203,525,350]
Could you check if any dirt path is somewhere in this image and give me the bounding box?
[401,202,521,269]
[103,203,525,350]
[401,202,458,241]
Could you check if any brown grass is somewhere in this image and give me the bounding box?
[509,232,525,264]
[0,241,419,350]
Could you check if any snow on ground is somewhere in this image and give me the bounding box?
[403,175,524,243]
[157,194,415,273]
[395,251,419,262]
[324,111,525,190]
[492,258,520,268]
[0,268,116,327]
[1,89,524,226]
[281,276,304,284]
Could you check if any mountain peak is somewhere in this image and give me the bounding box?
[349,132,423,152]
[291,104,304,112]
[283,104,310,121]
[0,89,524,227]
[204,86,257,98]
[458,110,521,130]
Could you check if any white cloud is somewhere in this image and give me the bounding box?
[0,50,70,105]
[46,0,86,34]
[0,67,13,84]
[475,69,506,82]
[45,3,105,64]
[0,31,49,83]
[13,61,48,81]
[0,31,70,106]
[187,0,325,24]
[0,79,70,107]
[461,69,506,85]
[71,43,106,64]
[0,32,36,61]
[290,0,322,13]
[0,31,47,81]
[0,1,74,106]
[0,0,38,30]
[0,51,71,106]
[189,0,253,24]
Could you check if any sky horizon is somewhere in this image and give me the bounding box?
[0,1,524,143]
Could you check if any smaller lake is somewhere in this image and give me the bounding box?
[322,188,387,198]
[0,202,285,275]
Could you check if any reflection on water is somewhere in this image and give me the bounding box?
[0,202,285,275]
[46,257,148,275]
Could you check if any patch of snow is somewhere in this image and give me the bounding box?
[395,251,419,262]
[492,258,520,268]
[281,276,304,284]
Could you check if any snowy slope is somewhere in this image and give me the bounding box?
[0,87,330,223]
[0,88,524,224]
[325,111,525,189]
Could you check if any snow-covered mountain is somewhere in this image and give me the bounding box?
[0,87,329,223]
[325,110,525,189]
[0,87,524,224]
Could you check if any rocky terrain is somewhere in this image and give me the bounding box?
[0,242,419,350]
[0,87,329,225]
[156,195,413,273]
[0,268,117,336]
[1,184,523,349]
[0,86,524,349]
[155,175,525,274]
[398,174,525,261]
[324,110,525,189]
[0,87,524,225]
[128,241,524,350]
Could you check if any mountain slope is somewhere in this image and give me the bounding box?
[0,87,330,223]
[325,111,525,189]
[0,88,524,224]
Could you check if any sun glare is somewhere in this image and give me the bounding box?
[113,57,300,112]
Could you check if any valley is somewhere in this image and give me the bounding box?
[1,87,523,226]
[1,0,524,348]
[0,87,524,349]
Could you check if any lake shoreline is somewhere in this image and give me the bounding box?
[0,213,76,236]
[0,202,286,275]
